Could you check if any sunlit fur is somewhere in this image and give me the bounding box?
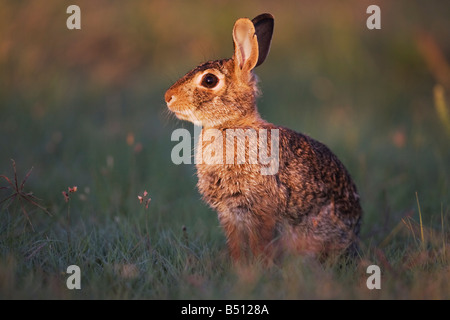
[166,59,262,128]
[165,15,362,263]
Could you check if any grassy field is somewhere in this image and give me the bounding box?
[1,1,449,299]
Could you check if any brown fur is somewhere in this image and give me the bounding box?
[165,14,362,263]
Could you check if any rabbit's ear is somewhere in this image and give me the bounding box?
[252,13,274,67]
[232,18,259,73]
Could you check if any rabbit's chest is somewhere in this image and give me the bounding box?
[195,162,283,214]
[194,127,285,213]
[196,164,262,198]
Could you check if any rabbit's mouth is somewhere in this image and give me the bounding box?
[172,108,191,119]
[172,108,203,126]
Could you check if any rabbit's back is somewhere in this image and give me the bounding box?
[279,127,361,224]
[278,127,361,254]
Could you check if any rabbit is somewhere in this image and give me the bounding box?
[165,13,362,263]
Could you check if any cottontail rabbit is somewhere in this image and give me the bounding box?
[165,14,362,262]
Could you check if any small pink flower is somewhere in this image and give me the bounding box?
[138,190,151,209]
[62,191,69,203]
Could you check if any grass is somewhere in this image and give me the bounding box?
[1,0,450,299]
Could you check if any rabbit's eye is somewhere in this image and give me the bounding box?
[201,73,219,89]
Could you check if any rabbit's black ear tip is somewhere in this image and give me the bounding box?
[252,13,274,68]
[252,13,274,24]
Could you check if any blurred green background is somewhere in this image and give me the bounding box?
[1,0,449,299]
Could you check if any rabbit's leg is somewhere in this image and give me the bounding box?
[219,211,246,262]
[247,214,277,262]
[219,206,277,262]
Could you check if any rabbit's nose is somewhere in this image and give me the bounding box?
[165,91,175,105]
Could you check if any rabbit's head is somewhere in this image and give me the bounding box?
[165,14,274,128]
